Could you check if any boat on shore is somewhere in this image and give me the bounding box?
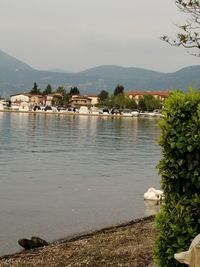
[78,106,90,114]
[0,106,163,119]
[120,109,139,117]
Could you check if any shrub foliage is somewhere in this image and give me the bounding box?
[154,89,200,267]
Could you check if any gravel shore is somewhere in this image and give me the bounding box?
[0,215,156,267]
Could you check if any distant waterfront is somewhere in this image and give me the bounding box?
[0,112,161,256]
[0,108,163,118]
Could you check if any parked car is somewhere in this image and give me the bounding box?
[139,111,149,117]
[33,105,41,111]
[121,109,133,117]
[152,109,163,117]
[111,108,120,115]
[57,106,67,112]
[67,107,78,113]
[90,106,102,115]
[102,108,110,114]
[131,109,139,117]
[44,106,57,112]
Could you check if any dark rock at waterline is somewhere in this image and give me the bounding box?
[18,236,48,250]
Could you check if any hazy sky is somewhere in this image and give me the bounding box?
[0,0,200,72]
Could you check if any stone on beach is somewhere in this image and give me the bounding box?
[174,234,200,267]
[18,236,48,250]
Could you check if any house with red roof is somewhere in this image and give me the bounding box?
[127,91,169,104]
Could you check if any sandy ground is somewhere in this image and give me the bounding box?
[0,216,156,267]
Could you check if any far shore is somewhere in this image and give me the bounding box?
[0,109,162,119]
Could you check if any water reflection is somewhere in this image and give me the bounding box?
[144,200,161,216]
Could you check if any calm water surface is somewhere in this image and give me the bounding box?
[0,112,161,255]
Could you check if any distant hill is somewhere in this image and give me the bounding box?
[0,50,33,71]
[0,49,200,97]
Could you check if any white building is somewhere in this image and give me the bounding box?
[10,93,31,111]
[0,102,4,110]
[0,98,7,110]
[10,93,31,103]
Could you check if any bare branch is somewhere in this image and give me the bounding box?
[162,0,200,57]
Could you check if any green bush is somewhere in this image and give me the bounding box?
[154,89,200,267]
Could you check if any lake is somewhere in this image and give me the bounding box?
[0,112,161,255]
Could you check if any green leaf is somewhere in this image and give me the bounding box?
[187,145,193,152]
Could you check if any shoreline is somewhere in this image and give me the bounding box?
[0,215,156,267]
[0,109,162,119]
[49,214,156,252]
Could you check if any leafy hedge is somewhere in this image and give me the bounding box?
[154,89,200,267]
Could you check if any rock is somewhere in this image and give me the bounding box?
[174,234,200,267]
[18,238,35,250]
[31,236,48,247]
[18,236,48,250]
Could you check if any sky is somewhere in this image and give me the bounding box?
[0,0,200,73]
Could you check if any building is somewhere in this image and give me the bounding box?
[30,95,45,105]
[10,93,31,103]
[69,95,92,107]
[45,93,63,106]
[127,91,169,104]
[10,93,32,110]
[0,97,7,110]
[87,95,99,106]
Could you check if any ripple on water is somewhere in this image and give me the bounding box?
[0,113,161,255]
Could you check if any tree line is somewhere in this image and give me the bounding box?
[30,82,163,111]
[98,85,163,111]
[29,82,80,106]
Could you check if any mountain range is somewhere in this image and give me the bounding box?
[0,49,200,97]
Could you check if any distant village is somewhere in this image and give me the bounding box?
[0,83,169,115]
